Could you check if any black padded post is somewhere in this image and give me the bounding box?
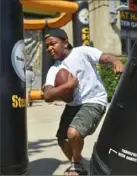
[72,0,90,47]
[0,0,28,174]
[90,42,137,175]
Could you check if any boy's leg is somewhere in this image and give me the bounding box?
[58,139,72,161]
[67,103,106,175]
[56,105,82,162]
[67,128,84,163]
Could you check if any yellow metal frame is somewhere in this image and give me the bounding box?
[20,0,78,29]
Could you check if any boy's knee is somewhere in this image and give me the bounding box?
[67,127,81,140]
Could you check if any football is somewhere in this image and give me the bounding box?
[55,68,69,87]
[54,68,73,102]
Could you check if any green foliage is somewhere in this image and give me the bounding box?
[97,57,127,102]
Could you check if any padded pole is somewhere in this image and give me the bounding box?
[90,42,137,175]
[0,0,28,174]
[72,0,90,47]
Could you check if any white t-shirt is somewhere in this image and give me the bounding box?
[45,46,108,106]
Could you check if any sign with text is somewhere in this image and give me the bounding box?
[120,11,137,30]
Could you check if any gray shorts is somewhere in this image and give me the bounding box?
[56,103,106,140]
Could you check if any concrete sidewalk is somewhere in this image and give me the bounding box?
[27,101,107,175]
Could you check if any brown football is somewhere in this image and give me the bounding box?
[54,68,73,102]
[55,68,69,87]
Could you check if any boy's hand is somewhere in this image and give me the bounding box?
[113,60,124,74]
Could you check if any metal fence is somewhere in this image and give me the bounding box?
[24,30,43,89]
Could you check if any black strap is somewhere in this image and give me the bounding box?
[69,162,83,172]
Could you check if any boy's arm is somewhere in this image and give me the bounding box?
[44,73,77,103]
[82,46,124,73]
[44,84,72,102]
[99,53,124,73]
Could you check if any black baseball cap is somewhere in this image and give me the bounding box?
[45,28,73,49]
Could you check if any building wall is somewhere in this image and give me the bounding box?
[61,21,73,46]
[63,0,122,55]
[89,0,122,54]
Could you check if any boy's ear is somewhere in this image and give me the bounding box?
[64,39,69,48]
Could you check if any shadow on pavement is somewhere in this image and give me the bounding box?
[28,139,58,156]
[28,139,91,175]
[28,100,45,107]
[29,158,69,175]
[28,158,90,175]
[29,104,43,107]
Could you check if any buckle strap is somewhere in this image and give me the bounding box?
[69,162,83,172]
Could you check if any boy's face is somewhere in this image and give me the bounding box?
[45,36,67,60]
